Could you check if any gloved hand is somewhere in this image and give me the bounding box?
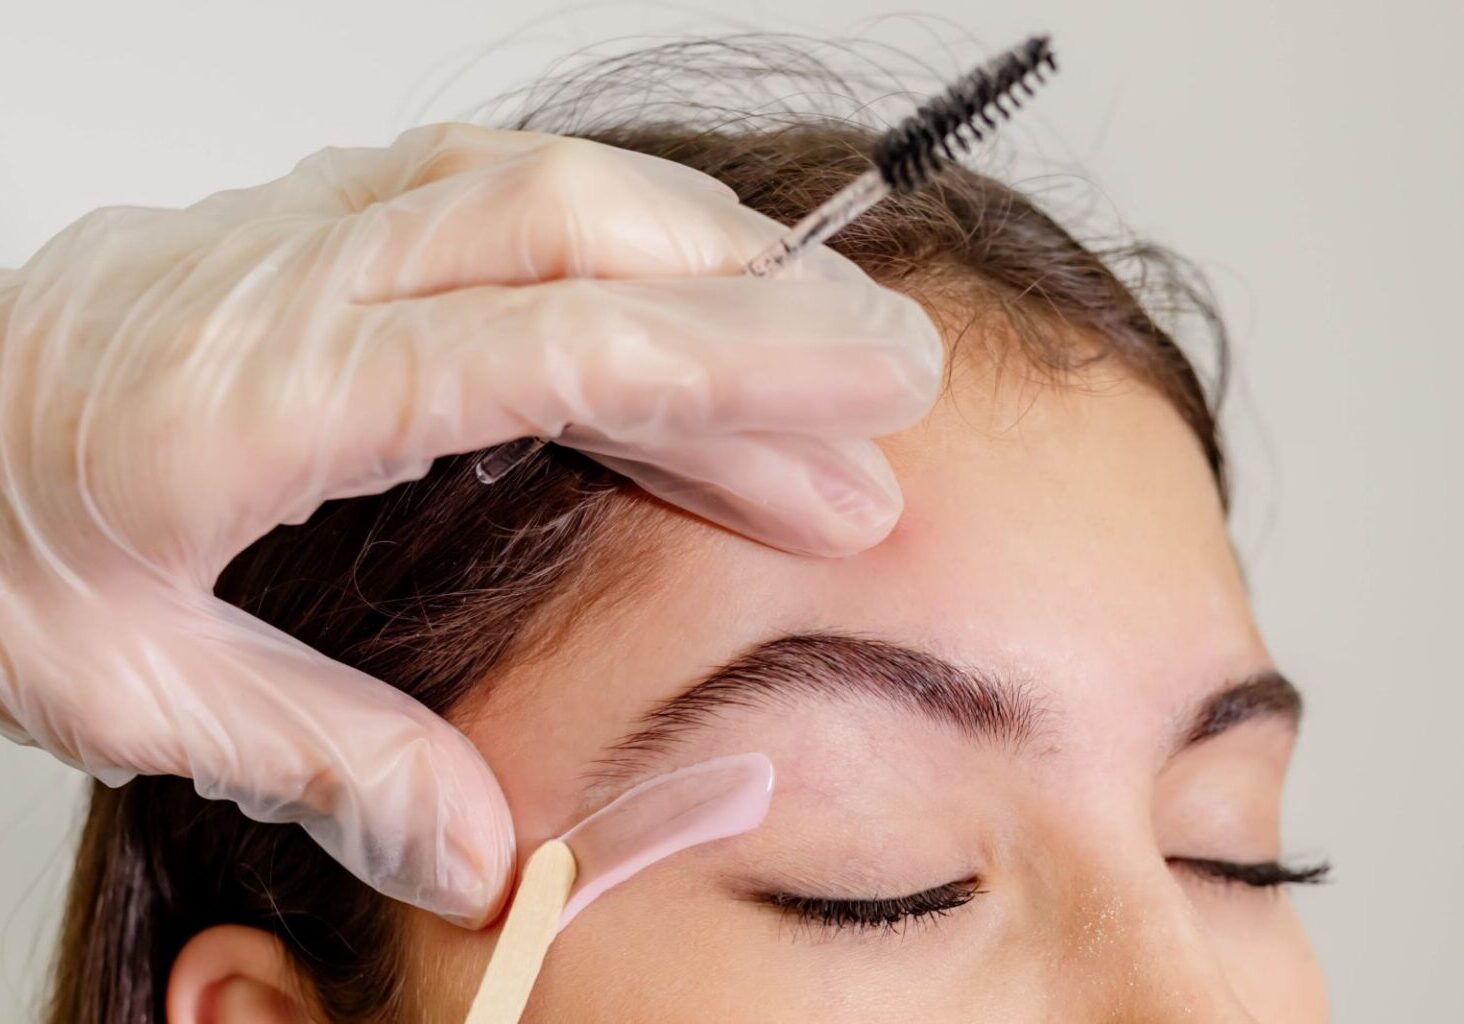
[0,122,942,927]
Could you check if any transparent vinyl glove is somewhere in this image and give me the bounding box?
[0,123,942,927]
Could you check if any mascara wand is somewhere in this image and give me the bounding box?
[474,34,1058,485]
[744,34,1056,276]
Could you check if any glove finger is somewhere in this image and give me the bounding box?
[19,583,513,928]
[346,122,736,211]
[195,122,736,229]
[333,273,941,486]
[559,426,906,556]
[185,123,546,221]
[343,133,783,303]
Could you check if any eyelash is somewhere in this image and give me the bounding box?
[761,858,1331,935]
[1168,856,1333,889]
[760,881,982,935]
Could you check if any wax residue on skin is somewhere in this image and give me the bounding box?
[554,752,775,933]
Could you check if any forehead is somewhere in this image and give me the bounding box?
[472,343,1265,839]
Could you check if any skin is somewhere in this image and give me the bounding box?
[166,318,1329,1023]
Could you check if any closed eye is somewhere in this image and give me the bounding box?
[756,879,984,935]
[1168,856,1332,888]
[756,856,1329,938]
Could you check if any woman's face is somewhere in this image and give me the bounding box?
[416,344,1328,1022]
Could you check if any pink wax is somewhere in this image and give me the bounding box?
[554,752,775,933]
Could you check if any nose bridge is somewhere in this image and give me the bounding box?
[1052,857,1258,1023]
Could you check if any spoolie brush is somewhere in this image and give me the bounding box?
[743,33,1056,275]
[474,34,1059,486]
[873,35,1056,194]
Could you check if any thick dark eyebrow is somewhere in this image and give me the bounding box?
[590,632,1044,784]
[587,634,1302,791]
[1179,670,1303,751]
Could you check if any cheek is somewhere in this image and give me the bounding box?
[526,872,985,1024]
[527,919,776,1023]
[1206,896,1330,1021]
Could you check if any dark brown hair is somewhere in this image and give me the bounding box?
[46,35,1229,1023]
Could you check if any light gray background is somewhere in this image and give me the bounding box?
[1,1,1459,1020]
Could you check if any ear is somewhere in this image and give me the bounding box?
[165,924,313,1024]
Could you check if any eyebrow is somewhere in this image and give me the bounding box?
[591,632,1301,785]
[1179,669,1303,748]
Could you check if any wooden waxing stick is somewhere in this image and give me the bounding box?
[464,840,578,1024]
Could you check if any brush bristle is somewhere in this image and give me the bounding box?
[872,35,1057,194]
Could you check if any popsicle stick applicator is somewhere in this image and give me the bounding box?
[464,753,775,1024]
